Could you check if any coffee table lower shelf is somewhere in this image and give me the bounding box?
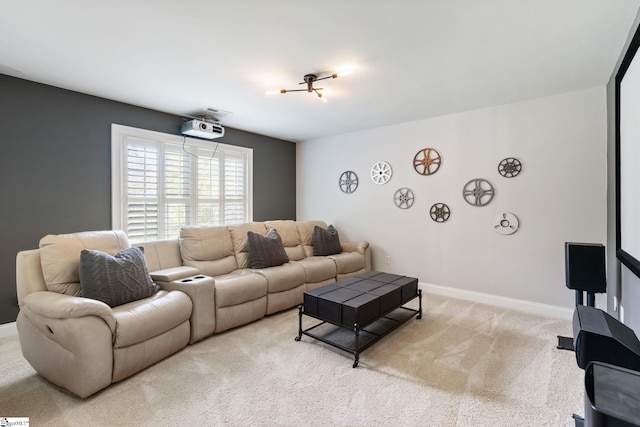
[295,290,422,368]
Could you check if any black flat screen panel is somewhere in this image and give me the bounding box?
[616,21,640,279]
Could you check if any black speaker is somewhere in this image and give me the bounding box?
[573,305,640,372]
[584,362,640,427]
[565,242,606,293]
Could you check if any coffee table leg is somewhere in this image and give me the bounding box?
[417,289,423,320]
[353,323,360,368]
[295,305,303,341]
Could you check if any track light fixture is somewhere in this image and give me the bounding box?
[266,69,352,102]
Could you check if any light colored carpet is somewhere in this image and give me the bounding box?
[0,290,583,426]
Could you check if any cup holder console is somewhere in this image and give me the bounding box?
[177,275,211,284]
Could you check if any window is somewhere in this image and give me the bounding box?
[112,124,252,243]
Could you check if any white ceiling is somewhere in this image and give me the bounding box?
[1,0,639,142]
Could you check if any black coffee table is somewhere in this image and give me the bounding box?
[295,271,422,367]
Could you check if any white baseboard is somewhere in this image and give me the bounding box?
[0,322,18,339]
[422,282,574,320]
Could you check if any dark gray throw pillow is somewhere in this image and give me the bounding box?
[79,246,159,307]
[246,229,289,269]
[313,224,342,256]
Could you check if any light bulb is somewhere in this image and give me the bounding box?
[335,65,355,77]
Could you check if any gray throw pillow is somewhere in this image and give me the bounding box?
[312,224,342,256]
[246,229,289,269]
[79,246,159,307]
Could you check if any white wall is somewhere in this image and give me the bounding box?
[298,87,607,310]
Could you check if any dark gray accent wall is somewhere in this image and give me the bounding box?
[0,74,296,324]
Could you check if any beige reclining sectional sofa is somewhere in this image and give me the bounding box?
[15,220,371,398]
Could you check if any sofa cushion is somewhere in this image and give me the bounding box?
[253,262,306,294]
[329,251,366,274]
[293,256,338,283]
[265,220,306,261]
[112,289,192,348]
[180,226,239,276]
[39,230,130,296]
[138,238,183,272]
[229,222,268,269]
[214,270,268,308]
[313,225,342,256]
[79,247,159,307]
[180,225,234,261]
[296,220,328,257]
[246,229,289,269]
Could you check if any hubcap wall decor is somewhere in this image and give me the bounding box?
[462,178,495,206]
[371,161,393,184]
[339,171,359,194]
[413,148,442,175]
[429,203,450,222]
[394,188,415,209]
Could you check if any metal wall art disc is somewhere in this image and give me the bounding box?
[394,188,415,209]
[339,171,359,194]
[493,212,519,235]
[498,157,522,178]
[371,161,393,184]
[413,148,442,175]
[462,178,495,206]
[430,203,450,222]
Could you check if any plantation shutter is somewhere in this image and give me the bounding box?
[125,140,159,242]
[197,153,221,224]
[164,146,191,239]
[113,124,252,243]
[223,151,247,224]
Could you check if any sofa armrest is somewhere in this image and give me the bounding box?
[149,266,200,282]
[22,291,116,332]
[341,241,370,255]
[159,275,216,343]
[340,241,372,272]
[17,296,115,398]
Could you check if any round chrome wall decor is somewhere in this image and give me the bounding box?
[371,161,393,184]
[413,148,442,175]
[429,203,450,222]
[493,212,519,235]
[339,171,359,194]
[394,188,415,209]
[498,157,522,178]
[462,178,495,207]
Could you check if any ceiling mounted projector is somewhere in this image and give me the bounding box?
[181,119,225,139]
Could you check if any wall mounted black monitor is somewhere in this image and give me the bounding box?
[616,20,640,280]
